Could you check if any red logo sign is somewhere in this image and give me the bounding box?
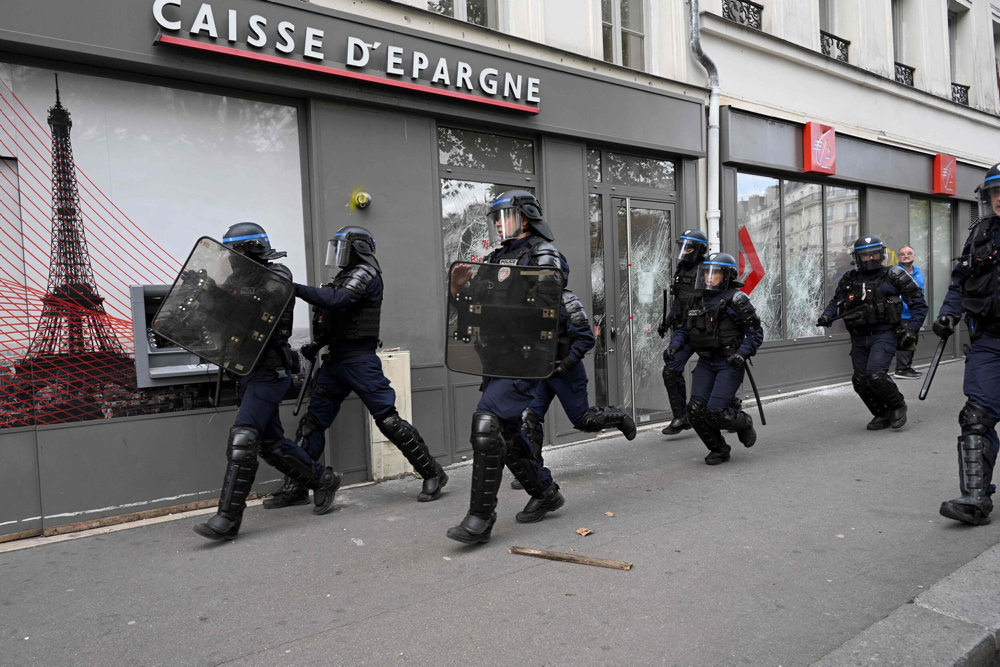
[737,226,765,295]
[803,122,836,174]
[933,153,957,195]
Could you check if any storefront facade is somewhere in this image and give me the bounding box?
[719,107,980,394]
[0,0,704,536]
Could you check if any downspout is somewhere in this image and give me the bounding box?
[689,0,721,252]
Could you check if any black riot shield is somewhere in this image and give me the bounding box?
[151,237,294,376]
[446,261,562,379]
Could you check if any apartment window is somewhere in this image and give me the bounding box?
[427,0,498,29]
[892,0,915,85]
[949,4,971,104]
[736,174,860,341]
[601,0,645,70]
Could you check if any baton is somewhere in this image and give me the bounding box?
[211,366,223,407]
[743,361,766,426]
[918,336,949,401]
[293,346,324,416]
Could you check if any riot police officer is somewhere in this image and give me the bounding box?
[518,279,637,485]
[935,164,1000,526]
[447,190,568,544]
[667,253,763,465]
[817,235,928,430]
[288,226,447,510]
[193,222,340,541]
[657,229,710,435]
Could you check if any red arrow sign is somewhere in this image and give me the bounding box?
[738,225,765,295]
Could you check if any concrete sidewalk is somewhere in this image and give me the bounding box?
[1,359,999,665]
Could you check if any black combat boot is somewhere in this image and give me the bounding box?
[312,467,342,516]
[194,426,259,541]
[940,435,995,526]
[662,417,691,435]
[446,512,497,544]
[515,484,565,523]
[263,476,309,509]
[418,466,449,502]
[866,415,890,431]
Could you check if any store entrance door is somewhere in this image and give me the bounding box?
[595,197,674,425]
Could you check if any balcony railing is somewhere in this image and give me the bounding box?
[722,0,763,31]
[951,83,970,106]
[820,31,850,63]
[894,62,915,87]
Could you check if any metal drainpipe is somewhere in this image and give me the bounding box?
[689,0,721,253]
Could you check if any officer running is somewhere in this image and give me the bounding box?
[667,253,763,465]
[657,229,710,436]
[817,235,928,430]
[271,226,448,511]
[936,164,1000,526]
[446,190,568,544]
[193,223,339,541]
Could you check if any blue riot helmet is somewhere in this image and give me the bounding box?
[676,229,709,266]
[851,235,885,271]
[696,252,739,293]
[977,162,1000,220]
[486,189,554,244]
[325,225,379,270]
[222,222,286,262]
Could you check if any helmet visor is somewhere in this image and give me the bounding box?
[980,179,1000,219]
[696,264,731,292]
[853,244,884,270]
[487,208,522,245]
[677,237,705,262]
[325,238,353,269]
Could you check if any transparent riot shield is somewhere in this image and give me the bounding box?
[446,261,562,379]
[151,237,294,375]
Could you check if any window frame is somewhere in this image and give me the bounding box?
[601,0,647,71]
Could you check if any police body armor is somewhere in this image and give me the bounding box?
[686,288,745,355]
[840,268,903,330]
[312,264,382,344]
[670,263,701,329]
[556,290,589,359]
[959,215,1000,326]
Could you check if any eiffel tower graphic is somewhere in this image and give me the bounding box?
[18,76,133,424]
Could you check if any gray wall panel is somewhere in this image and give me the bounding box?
[0,428,41,537]
[412,387,447,460]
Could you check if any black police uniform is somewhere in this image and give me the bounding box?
[658,230,709,435]
[818,236,928,431]
[290,226,447,509]
[193,223,338,541]
[447,190,568,545]
[669,253,764,465]
[936,164,1000,525]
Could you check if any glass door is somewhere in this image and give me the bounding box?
[608,197,673,424]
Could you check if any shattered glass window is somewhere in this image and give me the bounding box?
[606,152,675,190]
[589,194,608,405]
[783,181,824,339]
[438,127,534,174]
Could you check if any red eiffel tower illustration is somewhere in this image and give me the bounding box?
[17,76,134,424]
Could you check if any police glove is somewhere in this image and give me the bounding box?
[656,322,667,339]
[552,358,576,378]
[932,314,958,339]
[300,343,320,363]
[815,314,833,328]
[898,331,919,352]
[726,352,747,369]
[664,345,681,363]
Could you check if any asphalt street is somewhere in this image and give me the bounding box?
[2,359,999,666]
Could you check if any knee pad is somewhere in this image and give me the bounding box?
[960,401,998,437]
[375,410,404,439]
[470,412,504,455]
[521,408,542,432]
[851,373,868,391]
[687,399,708,424]
[295,411,323,443]
[227,426,259,462]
